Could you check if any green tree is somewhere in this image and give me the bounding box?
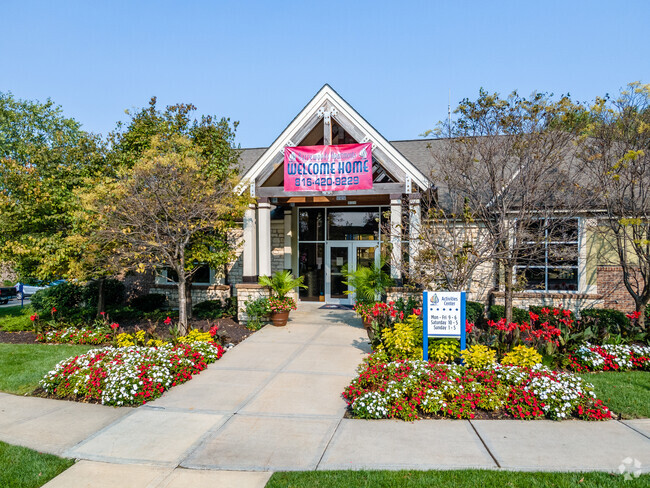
[577,82,650,329]
[0,92,106,281]
[424,90,584,322]
[107,98,243,317]
[86,135,248,333]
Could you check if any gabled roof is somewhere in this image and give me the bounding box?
[237,85,430,194]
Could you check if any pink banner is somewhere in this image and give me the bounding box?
[284,143,373,192]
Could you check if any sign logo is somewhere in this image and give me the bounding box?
[430,293,439,305]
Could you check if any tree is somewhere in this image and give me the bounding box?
[577,82,650,329]
[86,136,248,333]
[0,92,107,281]
[421,90,584,322]
[107,97,242,317]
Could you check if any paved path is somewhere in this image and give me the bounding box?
[1,302,649,487]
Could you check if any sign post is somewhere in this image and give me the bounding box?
[422,291,466,360]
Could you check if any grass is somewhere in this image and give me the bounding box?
[0,344,95,395]
[0,305,34,332]
[266,470,648,487]
[0,441,73,488]
[579,371,650,419]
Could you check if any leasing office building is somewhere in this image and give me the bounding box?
[150,85,630,317]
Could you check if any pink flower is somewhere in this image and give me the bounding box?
[164,316,172,325]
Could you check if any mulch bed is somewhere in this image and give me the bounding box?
[0,317,253,346]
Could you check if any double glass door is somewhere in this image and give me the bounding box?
[325,242,379,304]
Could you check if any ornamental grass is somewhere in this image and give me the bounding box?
[40,342,224,406]
[343,352,611,422]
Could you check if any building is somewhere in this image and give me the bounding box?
[149,85,641,319]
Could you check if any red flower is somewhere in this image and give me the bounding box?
[552,308,560,316]
[413,308,422,316]
[541,307,550,314]
[51,307,57,313]
[562,309,572,317]
[110,322,119,330]
[209,325,219,337]
[164,317,172,325]
[529,311,539,321]
[30,314,38,321]
[100,311,106,316]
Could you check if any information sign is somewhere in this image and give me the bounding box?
[422,291,466,360]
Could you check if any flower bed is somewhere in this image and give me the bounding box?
[567,343,650,372]
[36,327,112,345]
[343,353,611,421]
[40,342,224,406]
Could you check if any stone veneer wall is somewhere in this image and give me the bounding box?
[0,262,17,284]
[149,284,231,308]
[596,266,642,312]
[386,288,423,306]
[271,220,285,274]
[235,283,299,323]
[490,291,604,314]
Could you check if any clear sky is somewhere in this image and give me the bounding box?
[2,0,648,148]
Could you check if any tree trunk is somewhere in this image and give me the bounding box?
[504,263,514,324]
[178,275,188,335]
[636,300,647,330]
[185,277,193,321]
[96,278,106,318]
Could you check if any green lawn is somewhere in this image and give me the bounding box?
[0,305,34,332]
[0,344,95,395]
[266,470,648,488]
[0,441,73,488]
[579,371,650,419]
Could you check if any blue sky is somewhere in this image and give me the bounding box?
[2,0,648,148]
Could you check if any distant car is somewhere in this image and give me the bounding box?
[0,286,17,305]
[14,280,65,300]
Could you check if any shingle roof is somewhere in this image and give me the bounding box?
[237,139,440,182]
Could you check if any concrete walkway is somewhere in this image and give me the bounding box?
[1,302,649,487]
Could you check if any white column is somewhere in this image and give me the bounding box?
[258,199,272,277]
[390,195,402,282]
[283,211,292,270]
[243,203,257,280]
[409,195,421,279]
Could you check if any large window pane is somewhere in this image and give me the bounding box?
[298,243,324,300]
[328,208,379,240]
[299,209,325,241]
[547,268,578,291]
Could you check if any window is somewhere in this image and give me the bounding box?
[159,264,212,284]
[516,219,579,292]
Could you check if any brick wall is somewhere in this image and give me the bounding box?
[596,266,642,312]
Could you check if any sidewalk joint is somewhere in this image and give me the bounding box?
[468,420,501,468]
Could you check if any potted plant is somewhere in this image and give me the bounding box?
[258,270,307,326]
[344,262,394,338]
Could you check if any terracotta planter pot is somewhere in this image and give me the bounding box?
[271,311,290,327]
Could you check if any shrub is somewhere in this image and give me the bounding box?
[193,298,236,319]
[465,301,485,326]
[488,305,529,324]
[461,344,496,369]
[129,293,167,313]
[579,308,629,336]
[82,279,125,309]
[245,297,268,330]
[381,315,423,360]
[428,339,460,363]
[31,282,84,322]
[501,345,543,368]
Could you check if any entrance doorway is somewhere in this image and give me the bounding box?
[325,242,379,304]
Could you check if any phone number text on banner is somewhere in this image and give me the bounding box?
[283,142,373,191]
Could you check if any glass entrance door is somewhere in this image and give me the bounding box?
[325,242,379,304]
[326,244,350,303]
